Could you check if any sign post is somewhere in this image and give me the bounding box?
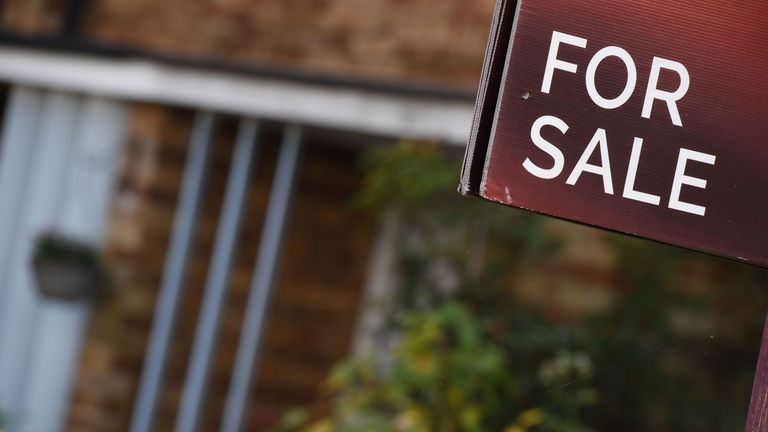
[461,0,768,427]
[747,315,768,431]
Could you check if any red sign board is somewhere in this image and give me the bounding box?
[461,0,768,267]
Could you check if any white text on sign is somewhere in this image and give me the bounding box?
[522,31,717,216]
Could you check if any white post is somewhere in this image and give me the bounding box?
[20,97,128,432]
[351,211,402,360]
[0,92,82,427]
[0,87,44,320]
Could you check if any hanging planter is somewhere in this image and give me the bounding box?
[32,232,112,302]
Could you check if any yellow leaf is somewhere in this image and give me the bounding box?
[518,408,545,427]
[305,419,334,432]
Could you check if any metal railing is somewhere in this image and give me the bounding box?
[131,113,304,432]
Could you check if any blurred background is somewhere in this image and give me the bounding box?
[0,1,766,431]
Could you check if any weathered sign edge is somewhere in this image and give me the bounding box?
[459,0,519,196]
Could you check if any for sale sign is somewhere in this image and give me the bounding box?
[461,0,768,266]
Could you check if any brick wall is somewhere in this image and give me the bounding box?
[1,0,62,34]
[1,0,495,88]
[83,0,493,87]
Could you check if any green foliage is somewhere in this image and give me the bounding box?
[356,141,458,212]
[283,303,594,432]
[356,142,558,314]
[282,142,767,432]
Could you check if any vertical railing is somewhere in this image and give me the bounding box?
[175,119,261,432]
[221,125,303,432]
[130,112,217,432]
[130,116,304,432]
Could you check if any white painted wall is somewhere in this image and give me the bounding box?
[0,93,82,428]
[0,91,128,432]
[22,98,128,432]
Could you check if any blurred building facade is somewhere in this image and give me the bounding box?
[0,1,493,431]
